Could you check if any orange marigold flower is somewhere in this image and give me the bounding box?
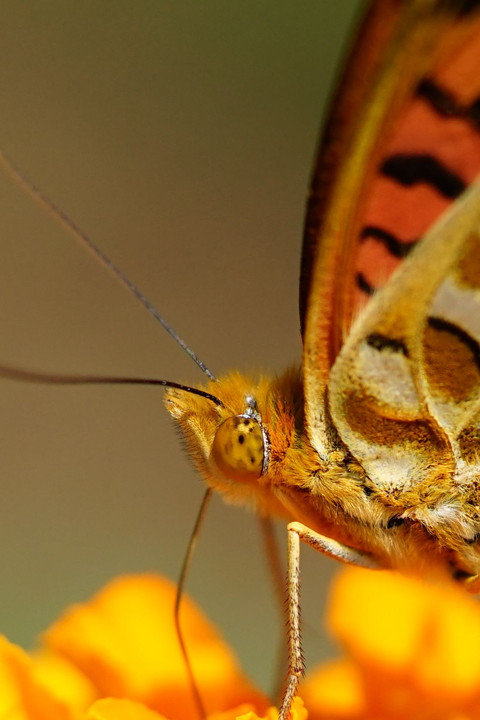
[0,634,77,720]
[5,566,480,720]
[208,697,308,720]
[41,574,268,719]
[85,697,168,720]
[302,567,480,720]
[0,573,276,720]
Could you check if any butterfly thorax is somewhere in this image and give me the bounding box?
[165,367,480,585]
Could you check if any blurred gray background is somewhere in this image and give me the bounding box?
[0,0,362,693]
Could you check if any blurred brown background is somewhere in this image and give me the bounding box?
[0,0,362,692]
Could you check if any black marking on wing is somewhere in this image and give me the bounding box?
[366,333,409,356]
[381,154,466,198]
[471,97,480,128]
[361,225,417,259]
[417,79,459,118]
[417,79,480,128]
[428,316,480,370]
[454,0,480,18]
[356,272,375,296]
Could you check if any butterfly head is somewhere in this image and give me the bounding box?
[165,372,278,507]
[210,395,270,483]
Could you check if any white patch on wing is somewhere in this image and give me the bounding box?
[354,342,420,415]
[343,441,421,493]
[428,397,464,435]
[431,279,480,344]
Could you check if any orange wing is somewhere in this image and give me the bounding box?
[301,0,480,460]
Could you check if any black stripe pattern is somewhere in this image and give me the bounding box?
[381,154,466,199]
[417,79,480,128]
[450,0,480,20]
[356,78,480,297]
[356,272,375,296]
[361,226,416,259]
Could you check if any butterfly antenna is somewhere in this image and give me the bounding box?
[0,146,215,381]
[174,488,213,720]
[0,364,224,406]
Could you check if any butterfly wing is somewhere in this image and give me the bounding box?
[302,0,480,493]
[329,180,480,526]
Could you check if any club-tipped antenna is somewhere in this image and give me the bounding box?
[0,146,215,381]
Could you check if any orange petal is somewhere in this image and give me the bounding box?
[0,634,78,720]
[43,574,268,720]
[300,660,365,719]
[223,697,308,720]
[31,649,98,710]
[86,698,166,720]
[414,583,480,699]
[207,704,265,720]
[328,567,480,703]
[328,568,432,672]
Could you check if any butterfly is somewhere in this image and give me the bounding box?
[162,0,480,716]
[2,0,480,718]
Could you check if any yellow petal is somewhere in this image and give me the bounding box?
[31,649,98,710]
[414,584,480,698]
[44,574,267,719]
[328,567,480,705]
[300,660,365,718]
[86,698,166,720]
[328,568,432,671]
[207,704,263,720]
[229,697,308,720]
[0,634,78,720]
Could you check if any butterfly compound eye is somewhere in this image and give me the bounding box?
[211,415,265,482]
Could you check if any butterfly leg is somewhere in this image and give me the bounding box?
[279,521,380,720]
